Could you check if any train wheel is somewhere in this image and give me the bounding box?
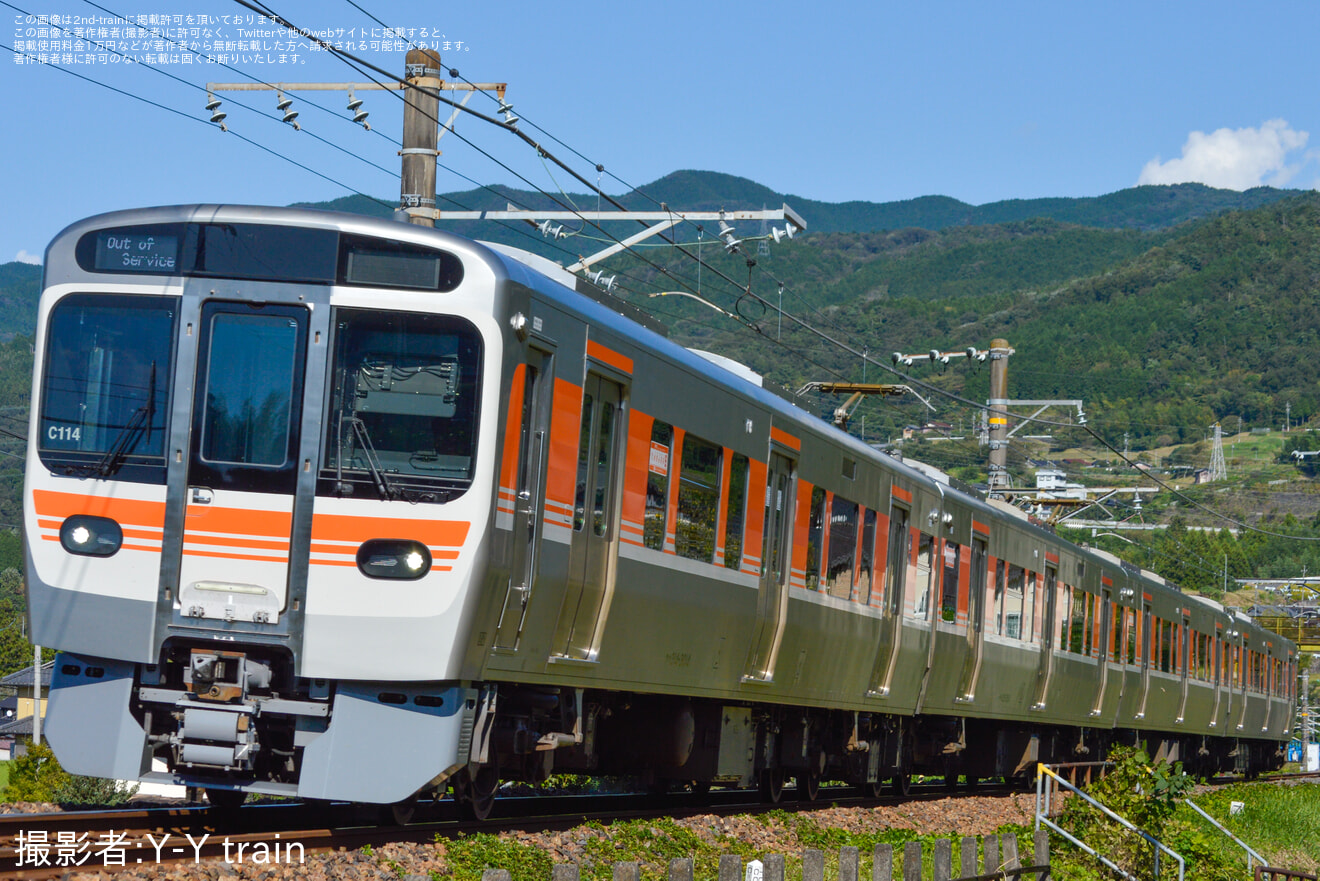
[205,788,245,813]
[965,774,980,791]
[383,796,416,826]
[861,779,884,799]
[688,780,712,799]
[758,768,785,804]
[457,762,499,821]
[889,772,911,797]
[943,770,958,792]
[795,769,821,802]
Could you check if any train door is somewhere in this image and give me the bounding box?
[494,349,554,651]
[743,451,795,682]
[1031,565,1058,709]
[551,374,625,661]
[956,537,988,700]
[1176,614,1191,723]
[175,301,309,626]
[1090,587,1114,716]
[1136,601,1153,718]
[867,502,909,696]
[1235,639,1250,730]
[1210,632,1223,726]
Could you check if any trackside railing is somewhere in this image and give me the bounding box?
[1182,797,1267,876]
[1035,762,1185,881]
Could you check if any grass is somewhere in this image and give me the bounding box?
[1189,782,1320,873]
[432,813,1038,881]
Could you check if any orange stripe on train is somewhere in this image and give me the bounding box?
[185,505,291,537]
[310,512,470,547]
[33,489,165,527]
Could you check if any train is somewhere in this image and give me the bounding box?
[24,205,1296,819]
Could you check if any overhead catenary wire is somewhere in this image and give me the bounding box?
[29,0,1302,546]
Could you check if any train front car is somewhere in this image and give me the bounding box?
[26,206,506,808]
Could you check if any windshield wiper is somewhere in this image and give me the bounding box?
[337,413,397,500]
[65,362,156,479]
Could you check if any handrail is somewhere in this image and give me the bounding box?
[1036,762,1186,881]
[1183,797,1267,875]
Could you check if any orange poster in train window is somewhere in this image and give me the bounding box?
[649,441,669,476]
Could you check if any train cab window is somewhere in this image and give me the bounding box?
[321,309,482,502]
[941,542,961,622]
[674,434,721,563]
[909,533,936,619]
[826,496,858,599]
[805,487,827,589]
[38,293,175,480]
[857,509,877,604]
[723,453,749,569]
[645,421,673,550]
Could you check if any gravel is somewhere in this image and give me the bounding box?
[18,792,1041,880]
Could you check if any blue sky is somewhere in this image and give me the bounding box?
[4,0,1320,264]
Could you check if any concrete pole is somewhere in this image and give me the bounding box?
[400,49,443,227]
[32,643,40,746]
[987,338,1011,497]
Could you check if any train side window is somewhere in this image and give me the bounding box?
[1005,565,1025,639]
[723,453,749,569]
[1024,571,1037,642]
[644,421,673,550]
[990,560,1006,634]
[826,496,858,599]
[909,533,936,619]
[1069,589,1087,654]
[856,509,877,604]
[1059,584,1073,649]
[941,542,961,622]
[1126,609,1137,664]
[572,394,595,531]
[674,433,722,563]
[1159,619,1173,673]
[884,505,911,617]
[804,487,827,589]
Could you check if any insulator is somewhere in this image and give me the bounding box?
[205,93,222,112]
[282,109,300,126]
[276,92,293,112]
[210,110,227,125]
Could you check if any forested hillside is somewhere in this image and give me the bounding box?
[0,177,1317,624]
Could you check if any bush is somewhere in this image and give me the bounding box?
[2,740,137,805]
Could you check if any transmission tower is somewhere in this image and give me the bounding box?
[1209,422,1227,481]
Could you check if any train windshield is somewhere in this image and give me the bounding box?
[321,309,482,503]
[37,293,174,477]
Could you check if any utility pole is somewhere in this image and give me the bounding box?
[400,48,443,228]
[987,338,1012,498]
[206,52,508,231]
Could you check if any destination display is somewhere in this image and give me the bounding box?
[93,230,179,273]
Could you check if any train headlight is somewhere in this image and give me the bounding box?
[59,515,123,557]
[356,539,432,580]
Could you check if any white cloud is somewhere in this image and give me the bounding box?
[13,250,40,265]
[1138,119,1309,190]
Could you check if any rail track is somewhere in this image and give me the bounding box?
[2,772,1315,878]
[0,782,1009,878]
